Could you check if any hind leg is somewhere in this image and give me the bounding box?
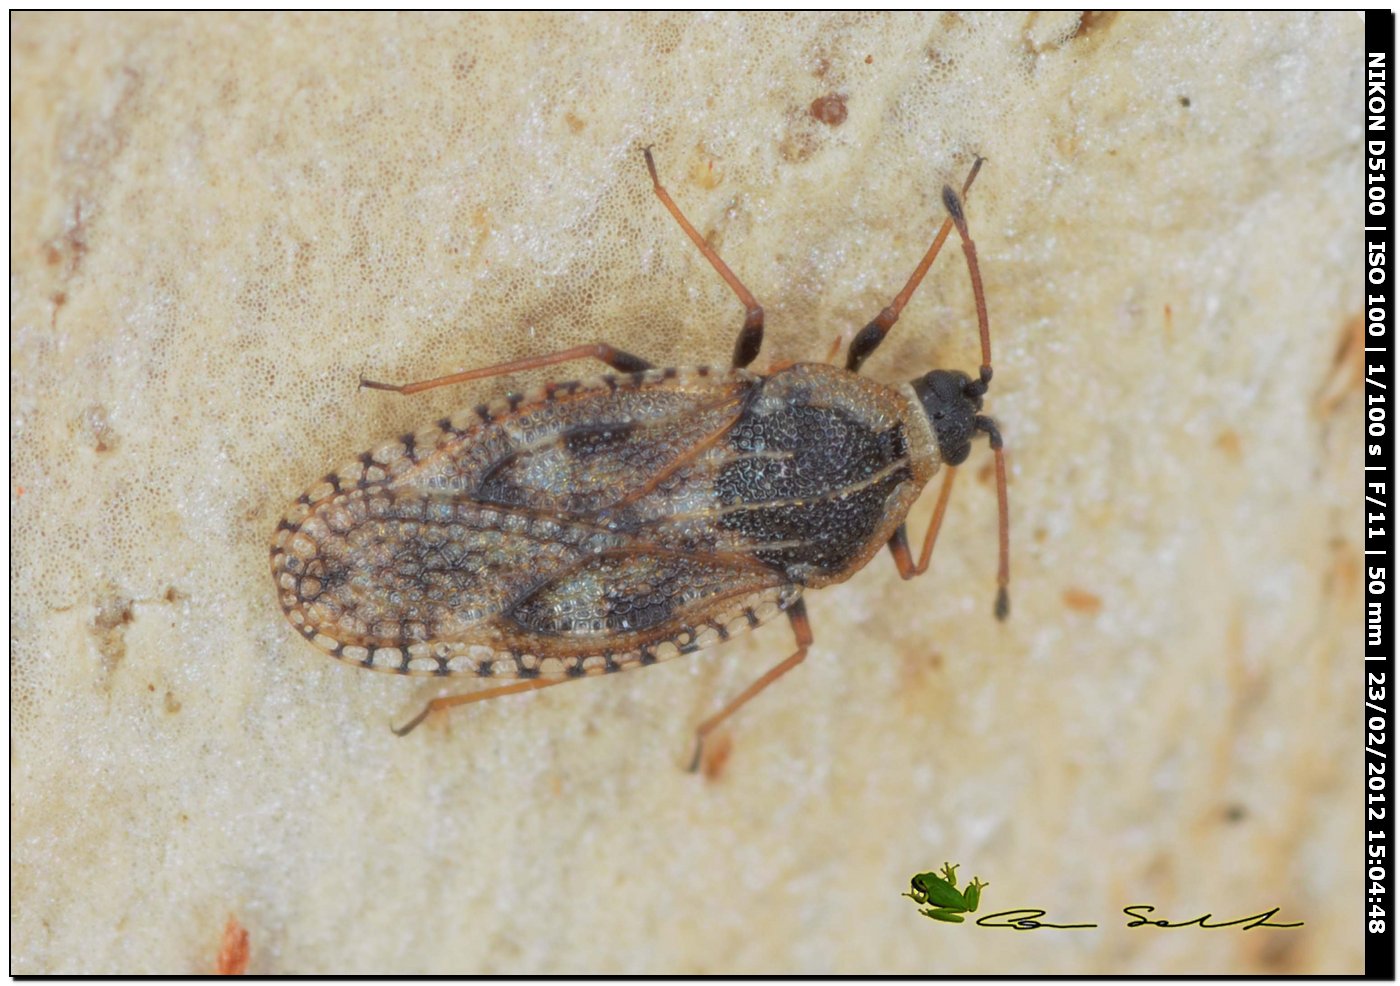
[688,598,813,772]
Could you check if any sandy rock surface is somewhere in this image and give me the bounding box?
[12,12,1363,973]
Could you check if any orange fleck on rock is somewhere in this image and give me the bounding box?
[216,915,249,975]
[809,93,848,127]
[1062,588,1103,614]
[1214,428,1243,461]
[701,731,733,781]
[1315,311,1365,419]
[689,155,722,190]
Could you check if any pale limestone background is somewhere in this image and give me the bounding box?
[11,12,1364,974]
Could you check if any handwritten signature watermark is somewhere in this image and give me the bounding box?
[905,863,1303,931]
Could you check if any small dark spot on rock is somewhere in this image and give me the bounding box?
[452,51,476,80]
[94,594,134,631]
[865,54,873,64]
[925,45,954,70]
[1062,587,1103,615]
[1224,803,1247,823]
[779,128,819,164]
[810,93,848,127]
[43,203,89,277]
[1179,95,1191,108]
[79,403,118,453]
[1072,10,1118,40]
[1215,428,1243,462]
[1255,921,1302,972]
[91,591,134,673]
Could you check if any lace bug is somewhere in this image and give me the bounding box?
[270,148,1009,770]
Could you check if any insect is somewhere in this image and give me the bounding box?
[270,147,1009,769]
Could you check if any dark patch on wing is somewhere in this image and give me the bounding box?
[471,384,755,517]
[716,401,910,578]
[505,549,778,638]
[561,420,637,456]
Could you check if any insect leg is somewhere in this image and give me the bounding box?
[822,333,844,364]
[888,431,1009,620]
[642,147,765,369]
[360,343,654,396]
[392,676,579,737]
[845,157,984,373]
[975,417,1011,621]
[886,465,958,578]
[687,597,812,773]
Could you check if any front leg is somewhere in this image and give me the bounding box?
[886,467,959,579]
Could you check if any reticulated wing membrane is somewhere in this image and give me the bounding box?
[505,546,787,639]
[449,379,758,519]
[288,372,799,673]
